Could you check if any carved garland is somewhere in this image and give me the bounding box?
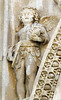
[29,19,61,100]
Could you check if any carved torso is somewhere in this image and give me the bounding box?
[17,25,31,40]
[17,23,48,43]
[7,22,49,67]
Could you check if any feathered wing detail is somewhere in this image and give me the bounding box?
[40,16,59,32]
[39,16,60,58]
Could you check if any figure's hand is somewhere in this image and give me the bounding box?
[30,33,43,42]
[30,30,49,43]
[30,25,46,42]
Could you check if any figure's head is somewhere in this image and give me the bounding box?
[19,7,40,25]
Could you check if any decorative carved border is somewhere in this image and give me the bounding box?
[29,19,61,100]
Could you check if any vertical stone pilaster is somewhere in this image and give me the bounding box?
[0,0,4,100]
[2,0,9,100]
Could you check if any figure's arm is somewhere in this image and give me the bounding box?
[30,33,43,42]
[7,41,22,68]
[7,25,23,67]
[15,25,23,32]
[15,25,23,43]
[7,45,16,68]
[40,27,49,44]
[30,25,49,43]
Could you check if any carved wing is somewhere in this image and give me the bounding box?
[40,16,59,32]
[39,16,60,58]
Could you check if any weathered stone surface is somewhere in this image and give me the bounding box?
[0,0,4,100]
[7,7,49,99]
[54,0,61,9]
[1,0,61,100]
[30,19,61,100]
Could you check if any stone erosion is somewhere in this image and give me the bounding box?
[7,7,49,100]
[1,0,61,100]
[30,18,61,100]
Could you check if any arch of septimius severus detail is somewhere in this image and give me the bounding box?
[0,0,61,100]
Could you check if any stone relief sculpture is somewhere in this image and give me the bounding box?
[7,7,49,99]
[30,19,61,100]
[54,0,61,9]
[40,16,59,33]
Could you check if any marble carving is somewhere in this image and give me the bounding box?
[7,7,49,100]
[30,19,61,100]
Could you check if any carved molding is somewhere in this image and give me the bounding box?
[29,19,61,100]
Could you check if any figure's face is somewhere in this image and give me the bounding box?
[21,9,34,24]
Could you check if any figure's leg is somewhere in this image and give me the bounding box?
[15,59,25,99]
[25,54,37,97]
[25,75,30,97]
